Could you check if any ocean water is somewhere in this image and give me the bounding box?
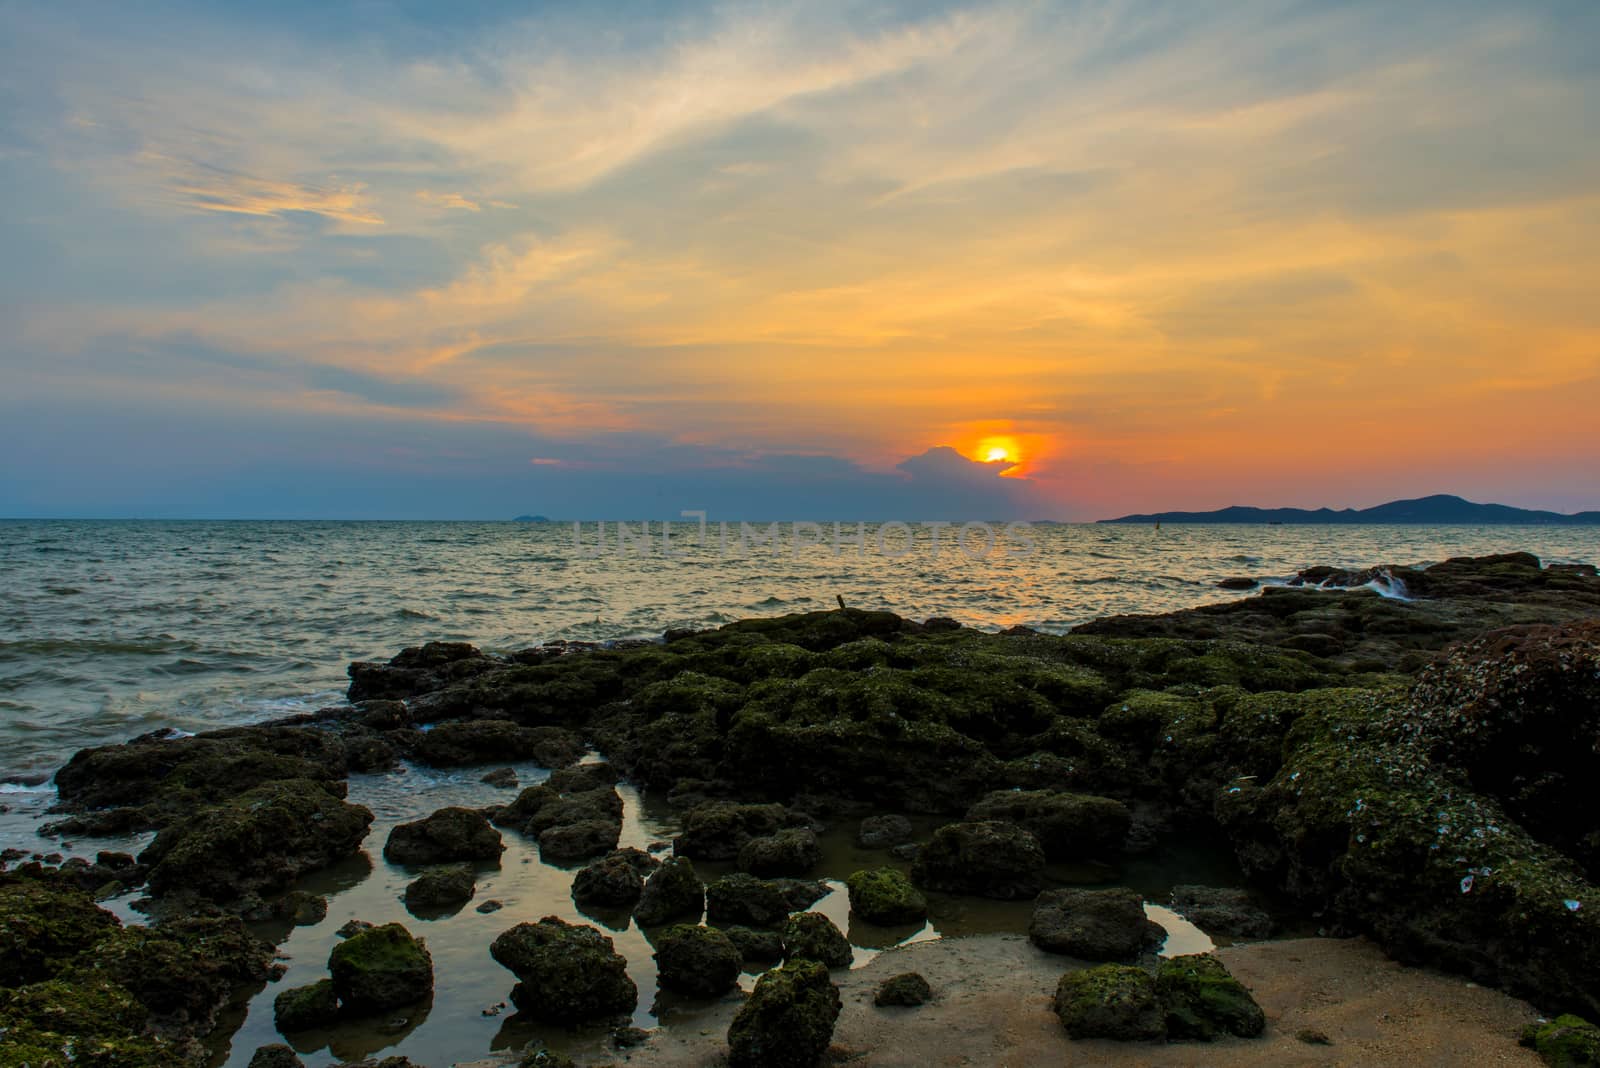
[2,518,1596,780]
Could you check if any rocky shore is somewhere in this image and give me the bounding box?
[4,551,1600,1067]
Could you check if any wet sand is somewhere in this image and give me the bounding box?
[563,935,1544,1068]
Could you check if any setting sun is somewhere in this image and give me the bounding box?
[974,434,1022,468]
[985,446,1010,463]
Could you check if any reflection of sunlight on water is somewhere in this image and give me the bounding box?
[1145,903,1215,957]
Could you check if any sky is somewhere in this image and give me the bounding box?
[1,0,1597,520]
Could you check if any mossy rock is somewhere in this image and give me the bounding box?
[652,924,742,997]
[328,923,433,1014]
[490,917,637,1023]
[738,827,822,877]
[404,864,476,910]
[1521,1015,1600,1067]
[1029,887,1165,962]
[383,806,503,866]
[140,779,373,901]
[70,915,274,1027]
[910,821,1046,900]
[706,873,795,929]
[273,979,339,1032]
[965,789,1131,861]
[0,876,121,987]
[722,925,785,962]
[1052,964,1165,1041]
[727,959,843,1068]
[845,868,927,926]
[1155,953,1265,1040]
[675,802,791,861]
[874,972,932,1007]
[0,976,188,1068]
[572,853,646,909]
[781,912,852,969]
[634,857,704,926]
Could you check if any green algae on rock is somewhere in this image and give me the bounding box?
[738,826,822,876]
[383,806,503,866]
[0,875,121,987]
[1155,953,1265,1040]
[404,863,477,910]
[873,971,933,1007]
[328,923,433,1014]
[964,789,1131,860]
[1052,963,1165,1041]
[910,820,1046,899]
[272,978,339,1033]
[845,867,928,926]
[781,911,853,969]
[633,856,704,926]
[1029,887,1165,961]
[652,924,742,997]
[490,917,637,1023]
[1520,1014,1600,1068]
[726,958,842,1068]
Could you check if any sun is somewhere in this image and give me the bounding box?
[974,435,1021,466]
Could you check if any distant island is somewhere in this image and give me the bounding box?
[1101,493,1600,525]
[512,514,553,523]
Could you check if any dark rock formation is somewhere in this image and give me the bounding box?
[1052,963,1165,1041]
[404,865,476,910]
[781,911,853,968]
[572,852,647,909]
[874,971,933,1007]
[737,827,822,877]
[964,789,1131,861]
[845,867,928,926]
[328,923,433,1014]
[910,821,1046,899]
[1156,954,1265,1040]
[490,917,637,1023]
[383,807,503,866]
[857,814,914,848]
[652,924,742,997]
[273,979,339,1032]
[1169,885,1273,940]
[726,959,842,1068]
[633,857,704,927]
[1029,888,1165,961]
[675,802,792,861]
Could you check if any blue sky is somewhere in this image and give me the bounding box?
[2,0,1598,518]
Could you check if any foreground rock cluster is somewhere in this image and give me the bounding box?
[6,551,1599,1065]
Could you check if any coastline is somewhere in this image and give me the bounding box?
[4,549,1599,1067]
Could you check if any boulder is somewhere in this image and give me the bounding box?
[490,917,637,1023]
[910,821,1046,900]
[1052,963,1165,1041]
[1520,1014,1600,1067]
[383,807,503,866]
[1156,954,1265,1040]
[0,877,121,987]
[781,911,853,969]
[674,802,791,860]
[403,865,476,910]
[845,868,928,926]
[964,790,1131,861]
[652,924,742,997]
[328,923,433,1014]
[572,853,647,908]
[723,925,785,962]
[78,915,274,1029]
[273,979,339,1032]
[726,959,842,1068]
[1030,888,1164,961]
[857,814,914,849]
[140,780,372,901]
[873,972,932,1007]
[414,720,583,769]
[539,819,621,862]
[737,828,821,877]
[1169,885,1273,941]
[248,1046,306,1068]
[480,767,519,788]
[706,873,794,929]
[634,857,704,926]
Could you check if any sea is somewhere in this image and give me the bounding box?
[3,518,1597,781]
[2,518,1597,1067]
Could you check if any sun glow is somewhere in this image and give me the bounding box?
[974,435,1021,466]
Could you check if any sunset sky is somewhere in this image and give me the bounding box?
[2,0,1597,519]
